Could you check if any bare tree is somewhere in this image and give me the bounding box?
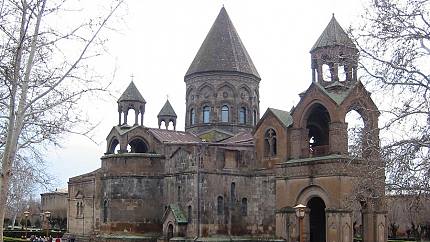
[0,0,124,240]
[352,0,430,194]
[6,155,49,229]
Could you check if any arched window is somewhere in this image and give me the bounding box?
[241,198,248,216]
[253,110,257,126]
[264,128,277,157]
[221,105,229,122]
[76,202,79,216]
[103,200,108,223]
[177,186,181,202]
[203,106,210,123]
[239,107,246,124]
[187,205,192,223]
[217,196,224,215]
[190,108,195,125]
[230,182,236,202]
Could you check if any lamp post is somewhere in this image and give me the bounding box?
[294,204,306,242]
[44,211,51,238]
[23,211,30,238]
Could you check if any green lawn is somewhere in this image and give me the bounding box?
[4,237,27,242]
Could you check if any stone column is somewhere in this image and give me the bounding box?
[326,209,353,242]
[290,128,302,159]
[362,209,387,242]
[329,122,348,155]
[276,208,298,242]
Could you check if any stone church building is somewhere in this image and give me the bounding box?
[66,7,387,242]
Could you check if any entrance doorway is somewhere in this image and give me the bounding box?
[167,224,174,240]
[307,197,326,242]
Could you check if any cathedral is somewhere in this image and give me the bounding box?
[66,7,387,242]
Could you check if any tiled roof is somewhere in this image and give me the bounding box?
[268,108,293,128]
[118,81,146,103]
[186,7,260,79]
[169,204,188,224]
[148,128,201,143]
[310,15,356,52]
[314,81,356,105]
[157,100,177,117]
[221,131,253,144]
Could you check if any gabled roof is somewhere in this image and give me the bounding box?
[254,108,293,133]
[269,108,293,128]
[162,203,188,224]
[118,81,146,103]
[157,100,177,117]
[185,7,260,79]
[310,15,356,52]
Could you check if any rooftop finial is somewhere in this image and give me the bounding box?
[130,73,134,82]
[166,94,169,100]
[332,13,335,17]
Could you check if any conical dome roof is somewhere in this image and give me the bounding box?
[185,7,260,79]
[118,81,146,103]
[310,15,356,52]
[157,100,177,117]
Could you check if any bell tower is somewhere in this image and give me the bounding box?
[117,81,146,126]
[157,99,177,130]
[310,14,358,86]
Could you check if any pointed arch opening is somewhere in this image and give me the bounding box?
[306,103,330,157]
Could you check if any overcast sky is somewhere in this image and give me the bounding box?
[44,0,366,191]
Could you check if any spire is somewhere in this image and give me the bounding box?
[157,100,177,118]
[310,15,356,52]
[118,81,146,103]
[185,7,260,79]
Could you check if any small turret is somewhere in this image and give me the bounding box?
[310,15,358,86]
[157,99,177,130]
[117,81,146,126]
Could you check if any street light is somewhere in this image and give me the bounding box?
[23,211,30,238]
[294,204,306,242]
[44,211,51,238]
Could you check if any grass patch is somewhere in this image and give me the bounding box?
[4,237,27,242]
